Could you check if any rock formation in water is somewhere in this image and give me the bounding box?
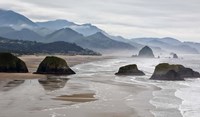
[150,63,200,81]
[0,53,28,73]
[36,56,75,75]
[173,54,178,58]
[115,64,145,76]
[138,46,154,58]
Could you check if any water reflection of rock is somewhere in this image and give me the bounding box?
[0,80,25,91]
[38,76,69,91]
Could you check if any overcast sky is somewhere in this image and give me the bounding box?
[0,0,200,42]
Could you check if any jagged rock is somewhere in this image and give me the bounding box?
[115,64,145,76]
[150,63,200,81]
[138,46,154,58]
[36,56,75,75]
[0,53,28,73]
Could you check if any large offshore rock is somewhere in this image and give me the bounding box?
[36,56,75,75]
[138,46,155,58]
[173,54,178,58]
[115,64,145,76]
[0,53,28,73]
[150,63,200,81]
[170,52,178,58]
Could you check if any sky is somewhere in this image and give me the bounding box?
[0,0,200,42]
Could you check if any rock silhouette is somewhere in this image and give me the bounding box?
[0,53,28,73]
[115,64,145,76]
[138,46,154,58]
[150,63,200,81]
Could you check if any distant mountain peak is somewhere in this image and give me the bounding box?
[36,19,75,30]
[90,32,108,39]
[49,28,79,35]
[0,9,37,29]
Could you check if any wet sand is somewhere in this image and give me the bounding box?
[53,93,97,102]
[0,55,158,117]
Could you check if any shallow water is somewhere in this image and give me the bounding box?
[0,55,200,117]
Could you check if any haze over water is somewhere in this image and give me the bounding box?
[0,54,199,117]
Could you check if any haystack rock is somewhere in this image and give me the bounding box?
[150,63,200,81]
[36,56,75,75]
[173,54,178,58]
[138,46,154,58]
[115,64,145,76]
[0,53,28,73]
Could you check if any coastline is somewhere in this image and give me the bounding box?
[0,55,113,80]
[0,55,159,117]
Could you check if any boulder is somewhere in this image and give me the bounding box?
[115,64,145,76]
[36,56,75,75]
[150,63,200,81]
[138,46,154,58]
[0,53,28,73]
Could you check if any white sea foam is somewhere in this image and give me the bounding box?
[175,79,200,117]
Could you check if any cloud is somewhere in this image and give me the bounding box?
[0,0,200,42]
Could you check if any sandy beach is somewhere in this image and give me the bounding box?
[0,55,159,117]
[0,55,112,80]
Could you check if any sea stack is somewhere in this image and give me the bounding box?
[0,53,28,73]
[138,46,154,58]
[36,56,75,75]
[173,54,178,58]
[115,64,145,76]
[150,63,200,81]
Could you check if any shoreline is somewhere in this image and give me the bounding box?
[0,55,159,117]
[112,79,160,117]
[0,55,113,80]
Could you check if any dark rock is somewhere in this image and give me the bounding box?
[36,56,75,75]
[138,46,154,58]
[170,52,178,58]
[173,54,178,58]
[115,64,145,76]
[0,53,28,73]
[150,63,200,81]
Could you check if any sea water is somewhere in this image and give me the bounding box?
[0,55,200,117]
[73,55,200,117]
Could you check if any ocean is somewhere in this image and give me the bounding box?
[0,54,200,117]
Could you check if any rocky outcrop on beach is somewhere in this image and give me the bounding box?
[0,53,28,73]
[138,46,155,58]
[150,63,200,81]
[36,56,75,75]
[115,64,145,76]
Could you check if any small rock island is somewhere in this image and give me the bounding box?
[115,64,145,76]
[36,56,75,75]
[150,63,200,81]
[0,53,28,73]
[173,54,178,58]
[138,46,155,58]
